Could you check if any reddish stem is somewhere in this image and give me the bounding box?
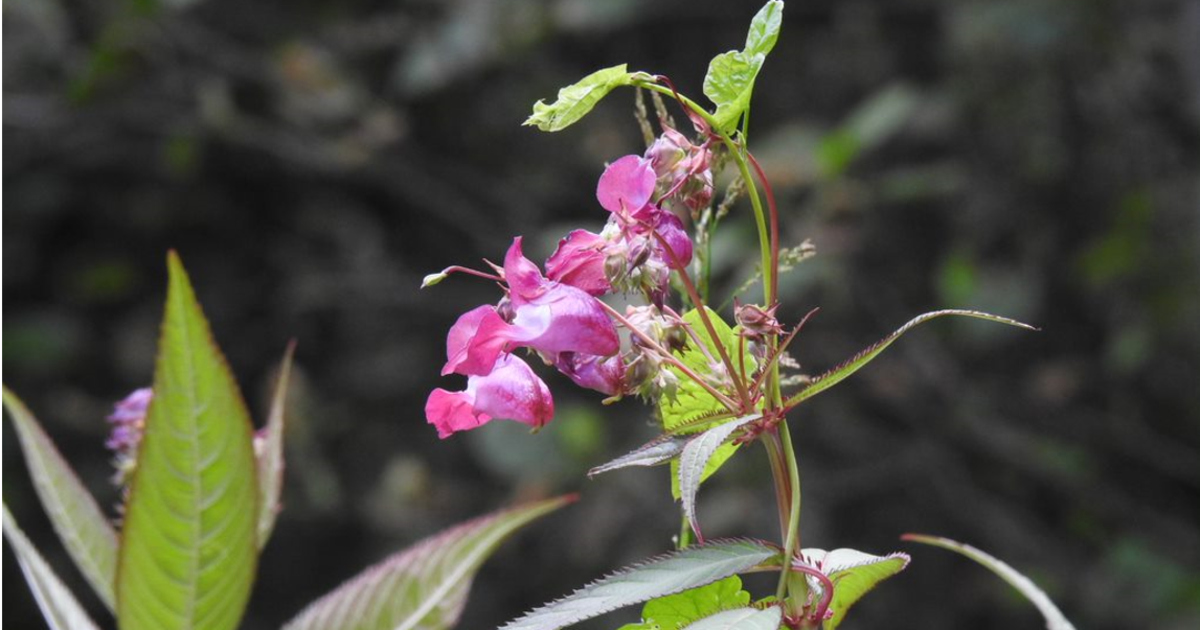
[746,150,780,305]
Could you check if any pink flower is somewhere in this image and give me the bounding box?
[545,229,611,296]
[646,127,713,213]
[426,354,554,438]
[106,387,152,486]
[652,210,693,267]
[442,305,512,376]
[555,352,625,396]
[596,155,656,220]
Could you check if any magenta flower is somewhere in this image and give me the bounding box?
[442,305,512,376]
[555,352,625,396]
[106,387,152,485]
[545,229,611,296]
[645,127,714,213]
[426,354,554,438]
[596,155,657,220]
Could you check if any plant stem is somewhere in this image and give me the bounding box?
[776,420,805,605]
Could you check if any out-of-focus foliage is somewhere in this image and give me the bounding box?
[5,0,1199,629]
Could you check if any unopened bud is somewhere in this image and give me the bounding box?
[735,302,783,341]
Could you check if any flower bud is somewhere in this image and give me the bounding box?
[736,302,783,341]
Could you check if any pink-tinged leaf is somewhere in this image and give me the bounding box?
[116,252,259,630]
[256,341,295,550]
[784,310,1036,408]
[283,495,575,630]
[587,435,689,479]
[2,387,118,611]
[902,534,1076,630]
[678,415,761,541]
[3,504,102,630]
[499,539,781,630]
[798,548,909,630]
[679,606,782,630]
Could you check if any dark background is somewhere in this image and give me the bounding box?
[5,0,1199,628]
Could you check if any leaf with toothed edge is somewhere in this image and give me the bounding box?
[3,504,102,630]
[588,435,689,478]
[499,539,781,630]
[282,495,573,630]
[2,387,119,611]
[902,534,1076,630]
[679,415,762,540]
[116,252,259,630]
[784,310,1036,409]
[256,341,294,550]
[799,548,909,630]
[679,606,782,630]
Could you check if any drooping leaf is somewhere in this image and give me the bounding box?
[525,65,648,132]
[588,434,689,478]
[902,534,1076,630]
[2,387,118,611]
[680,606,782,630]
[799,548,909,630]
[679,415,761,539]
[256,341,295,549]
[2,504,102,630]
[500,539,781,630]
[116,251,259,630]
[702,0,784,132]
[784,310,1036,409]
[283,495,574,630]
[744,0,784,58]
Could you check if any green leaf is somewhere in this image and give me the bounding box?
[499,539,780,630]
[641,576,752,629]
[256,341,295,549]
[784,309,1036,409]
[702,51,764,133]
[902,534,1077,630]
[283,495,574,630]
[744,1,784,58]
[680,606,782,630]
[679,415,761,539]
[2,504,102,630]
[799,548,909,630]
[587,434,689,478]
[2,387,118,611]
[116,251,259,630]
[525,65,645,132]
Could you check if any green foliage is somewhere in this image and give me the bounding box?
[499,540,780,630]
[903,535,1077,630]
[678,607,781,629]
[2,504,102,630]
[525,65,647,132]
[679,415,761,538]
[283,495,573,630]
[619,576,752,630]
[800,548,909,630]
[702,1,783,132]
[2,387,118,611]
[588,434,689,478]
[116,252,259,630]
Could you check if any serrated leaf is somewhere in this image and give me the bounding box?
[116,251,259,630]
[703,51,764,132]
[587,435,689,478]
[800,548,909,630]
[640,576,752,629]
[744,1,784,58]
[3,504,102,630]
[282,495,573,630]
[680,606,782,630]
[525,65,645,132]
[902,534,1076,630]
[2,387,118,611]
[784,310,1036,409]
[500,539,780,630]
[679,415,761,539]
[256,341,294,550]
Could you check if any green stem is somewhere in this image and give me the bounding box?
[776,420,805,607]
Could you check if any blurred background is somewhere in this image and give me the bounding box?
[4,0,1199,628]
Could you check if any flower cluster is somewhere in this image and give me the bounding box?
[426,128,715,438]
[106,387,152,485]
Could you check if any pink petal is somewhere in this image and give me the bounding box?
[596,155,656,217]
[425,388,489,439]
[555,353,625,396]
[442,305,513,376]
[472,355,554,429]
[504,237,549,304]
[653,210,693,267]
[545,229,611,296]
[509,284,619,357]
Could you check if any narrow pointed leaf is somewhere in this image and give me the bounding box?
[2,387,118,611]
[679,415,761,539]
[283,495,573,630]
[902,534,1076,630]
[800,548,909,630]
[3,504,103,630]
[256,341,295,549]
[784,310,1036,408]
[525,65,648,132]
[500,539,780,630]
[116,252,259,630]
[680,606,781,630]
[588,435,688,478]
